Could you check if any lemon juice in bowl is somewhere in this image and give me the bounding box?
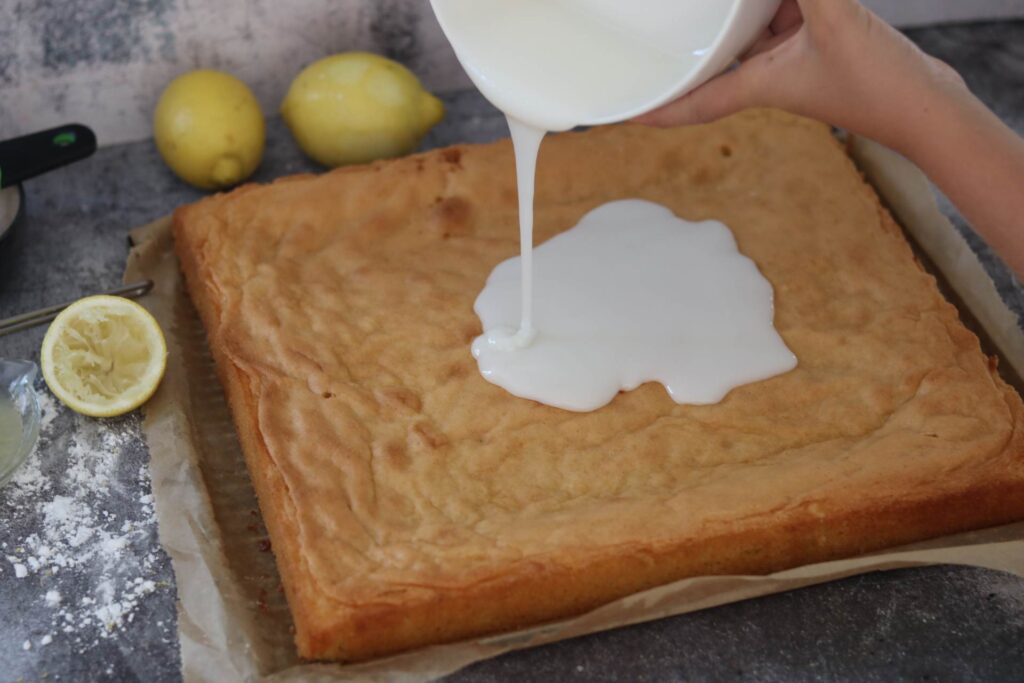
[0,360,41,486]
[0,393,23,467]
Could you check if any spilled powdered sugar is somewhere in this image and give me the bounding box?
[1,388,172,653]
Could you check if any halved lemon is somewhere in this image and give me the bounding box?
[41,295,167,417]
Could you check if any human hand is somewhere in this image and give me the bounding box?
[637,0,1024,281]
[634,0,968,156]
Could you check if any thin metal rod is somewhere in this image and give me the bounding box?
[0,280,154,337]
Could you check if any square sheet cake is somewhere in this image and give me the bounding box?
[173,109,1024,661]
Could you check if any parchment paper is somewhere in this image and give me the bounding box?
[124,136,1024,683]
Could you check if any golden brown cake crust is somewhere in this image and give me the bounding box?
[172,109,1024,662]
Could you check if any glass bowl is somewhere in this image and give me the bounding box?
[0,359,41,488]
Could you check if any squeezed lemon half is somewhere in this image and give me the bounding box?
[41,296,167,418]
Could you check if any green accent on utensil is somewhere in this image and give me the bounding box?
[52,131,77,147]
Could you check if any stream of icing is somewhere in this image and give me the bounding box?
[432,0,797,410]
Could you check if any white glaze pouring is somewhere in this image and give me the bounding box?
[433,0,795,410]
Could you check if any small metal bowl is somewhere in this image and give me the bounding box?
[0,359,41,487]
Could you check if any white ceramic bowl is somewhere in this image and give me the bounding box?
[617,0,783,124]
[431,0,782,127]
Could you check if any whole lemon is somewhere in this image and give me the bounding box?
[154,70,265,190]
[281,52,445,167]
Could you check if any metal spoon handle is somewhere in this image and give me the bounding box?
[0,280,154,337]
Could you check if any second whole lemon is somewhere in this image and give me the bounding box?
[154,70,265,190]
[281,53,445,167]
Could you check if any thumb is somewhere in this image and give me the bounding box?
[633,61,764,127]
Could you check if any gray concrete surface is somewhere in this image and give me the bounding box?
[1,20,1023,683]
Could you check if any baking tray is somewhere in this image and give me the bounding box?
[124,134,1024,682]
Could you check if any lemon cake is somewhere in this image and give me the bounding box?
[172,109,1024,662]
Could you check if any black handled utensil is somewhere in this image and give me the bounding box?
[0,124,96,244]
[0,123,97,188]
